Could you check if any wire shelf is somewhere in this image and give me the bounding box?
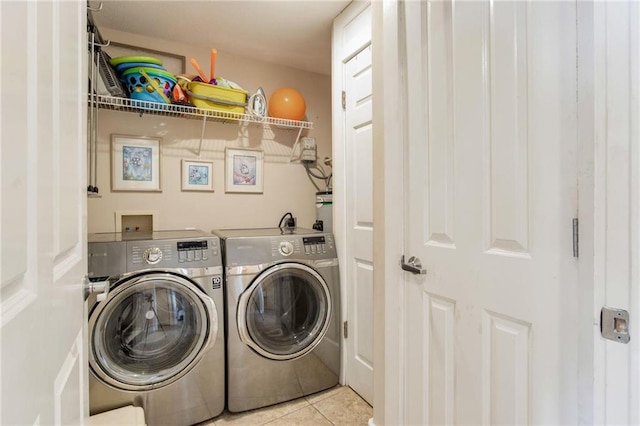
[91,95,314,130]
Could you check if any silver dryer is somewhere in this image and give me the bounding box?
[215,228,341,413]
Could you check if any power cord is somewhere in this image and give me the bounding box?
[278,212,296,229]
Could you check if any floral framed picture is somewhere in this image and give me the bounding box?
[111,135,162,192]
[225,148,264,193]
[181,159,214,192]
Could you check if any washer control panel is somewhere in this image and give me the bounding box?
[177,240,216,263]
[143,247,163,264]
[279,241,294,256]
[303,236,329,255]
[129,237,221,269]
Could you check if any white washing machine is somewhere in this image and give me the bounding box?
[87,230,225,426]
[214,228,341,413]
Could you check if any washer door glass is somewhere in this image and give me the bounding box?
[238,263,331,360]
[90,272,215,390]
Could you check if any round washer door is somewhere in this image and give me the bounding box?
[237,262,331,360]
[88,272,217,391]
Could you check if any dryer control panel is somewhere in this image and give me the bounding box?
[271,238,302,257]
[278,241,294,256]
[218,229,337,265]
[267,235,336,259]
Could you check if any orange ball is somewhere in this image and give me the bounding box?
[268,88,306,121]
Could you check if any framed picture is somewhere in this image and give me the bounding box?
[111,135,162,192]
[104,41,186,75]
[225,148,264,193]
[181,159,214,192]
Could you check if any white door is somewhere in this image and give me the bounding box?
[402,1,578,424]
[332,1,373,405]
[1,1,88,424]
[344,44,374,405]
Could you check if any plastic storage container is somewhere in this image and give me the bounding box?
[186,81,247,114]
[121,67,176,104]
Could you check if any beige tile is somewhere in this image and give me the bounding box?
[304,385,348,405]
[212,398,310,425]
[263,406,332,426]
[312,387,372,426]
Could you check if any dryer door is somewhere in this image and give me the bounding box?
[88,271,217,391]
[237,262,331,360]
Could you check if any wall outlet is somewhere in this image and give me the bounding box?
[301,137,316,163]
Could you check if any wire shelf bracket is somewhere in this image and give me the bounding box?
[91,95,313,158]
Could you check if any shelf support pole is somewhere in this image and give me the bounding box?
[197,115,207,158]
[294,126,303,146]
[288,126,306,163]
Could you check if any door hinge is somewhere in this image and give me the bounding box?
[341,90,346,110]
[572,218,579,258]
[601,307,630,343]
[343,320,348,339]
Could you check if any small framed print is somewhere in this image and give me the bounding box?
[181,159,214,192]
[225,148,264,194]
[111,135,161,192]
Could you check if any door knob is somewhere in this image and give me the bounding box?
[401,255,427,275]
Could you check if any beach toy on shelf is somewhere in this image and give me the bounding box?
[109,55,163,67]
[115,62,165,74]
[190,49,219,85]
[120,67,176,104]
[190,58,211,84]
[139,68,171,104]
[210,49,217,85]
[268,87,306,121]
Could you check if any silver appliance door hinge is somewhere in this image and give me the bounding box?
[601,307,630,343]
[342,90,346,110]
[573,218,579,258]
[343,320,348,339]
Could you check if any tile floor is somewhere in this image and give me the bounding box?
[201,386,372,426]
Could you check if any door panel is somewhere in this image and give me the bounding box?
[486,2,530,255]
[354,260,373,366]
[1,1,87,424]
[404,1,578,424]
[424,294,455,425]
[424,0,455,247]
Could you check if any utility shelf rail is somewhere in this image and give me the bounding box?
[91,94,314,130]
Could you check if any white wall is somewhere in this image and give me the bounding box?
[88,28,332,233]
